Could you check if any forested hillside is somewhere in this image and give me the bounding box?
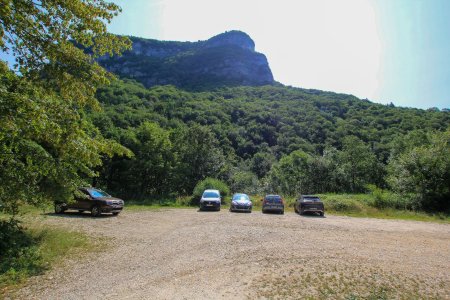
[91,79,450,210]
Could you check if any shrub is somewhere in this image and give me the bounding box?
[322,196,363,212]
[229,171,260,194]
[0,219,44,287]
[192,178,230,204]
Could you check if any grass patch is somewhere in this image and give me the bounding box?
[318,194,450,223]
[252,260,447,299]
[0,210,104,295]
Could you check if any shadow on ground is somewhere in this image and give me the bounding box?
[43,212,117,219]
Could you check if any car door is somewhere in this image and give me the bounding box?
[73,189,92,210]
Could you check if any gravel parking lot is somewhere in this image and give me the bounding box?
[13,209,450,299]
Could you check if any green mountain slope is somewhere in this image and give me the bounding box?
[91,79,449,206]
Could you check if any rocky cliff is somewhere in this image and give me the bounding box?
[98,31,274,90]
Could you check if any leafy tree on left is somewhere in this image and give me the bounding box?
[0,1,132,213]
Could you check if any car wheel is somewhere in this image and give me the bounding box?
[300,210,304,215]
[112,212,120,216]
[320,212,324,217]
[217,207,221,212]
[54,204,65,214]
[281,210,284,215]
[91,205,101,217]
[294,207,298,214]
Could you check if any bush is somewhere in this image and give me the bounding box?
[0,219,44,287]
[366,185,417,210]
[192,178,230,204]
[229,171,260,194]
[322,196,363,212]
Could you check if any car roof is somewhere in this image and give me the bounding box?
[233,193,248,197]
[265,194,281,197]
[302,195,319,197]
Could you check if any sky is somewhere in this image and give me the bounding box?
[106,0,450,109]
[3,0,446,109]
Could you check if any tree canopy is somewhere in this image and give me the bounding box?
[0,0,131,213]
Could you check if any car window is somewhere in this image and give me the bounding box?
[89,189,110,198]
[203,192,220,198]
[303,197,320,201]
[265,196,282,203]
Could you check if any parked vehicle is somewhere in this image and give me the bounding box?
[295,195,324,216]
[262,194,284,214]
[199,189,221,211]
[54,187,124,217]
[230,193,252,213]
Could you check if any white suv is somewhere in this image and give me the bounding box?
[199,189,221,211]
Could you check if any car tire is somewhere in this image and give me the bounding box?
[217,207,221,212]
[294,207,298,214]
[91,205,101,217]
[112,212,120,216]
[280,210,284,215]
[54,204,65,214]
[320,212,324,217]
[299,210,304,215]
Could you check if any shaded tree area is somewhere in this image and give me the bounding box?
[91,79,450,210]
[0,0,131,213]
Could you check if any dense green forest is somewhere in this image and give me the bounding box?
[91,79,450,211]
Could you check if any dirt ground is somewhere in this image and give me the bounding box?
[11,209,450,299]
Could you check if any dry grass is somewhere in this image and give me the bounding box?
[250,258,448,299]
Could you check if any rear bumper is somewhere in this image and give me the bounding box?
[262,206,284,212]
[300,206,324,213]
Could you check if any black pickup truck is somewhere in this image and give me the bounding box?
[294,195,324,216]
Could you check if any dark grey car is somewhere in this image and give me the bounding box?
[230,193,252,213]
[295,195,324,216]
[55,187,124,217]
[262,194,284,214]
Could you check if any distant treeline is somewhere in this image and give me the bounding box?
[91,79,450,211]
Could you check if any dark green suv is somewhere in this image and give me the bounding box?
[54,187,124,217]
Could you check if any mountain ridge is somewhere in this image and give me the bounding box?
[98,30,274,90]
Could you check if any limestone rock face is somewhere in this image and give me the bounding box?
[99,30,274,90]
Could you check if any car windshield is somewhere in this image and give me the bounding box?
[203,192,219,198]
[89,189,110,198]
[265,196,282,203]
[233,194,249,201]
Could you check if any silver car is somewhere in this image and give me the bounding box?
[230,193,252,213]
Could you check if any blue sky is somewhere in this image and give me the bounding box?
[106,0,450,109]
[1,0,448,109]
